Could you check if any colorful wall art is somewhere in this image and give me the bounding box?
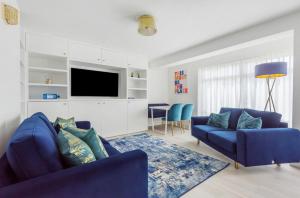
[175,70,188,94]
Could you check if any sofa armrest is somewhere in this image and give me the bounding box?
[237,128,300,167]
[75,121,91,129]
[191,116,209,126]
[0,150,148,198]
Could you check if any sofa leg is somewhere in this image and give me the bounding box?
[234,162,239,169]
[197,140,200,145]
[277,163,281,167]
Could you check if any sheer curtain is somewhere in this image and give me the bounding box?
[198,52,293,124]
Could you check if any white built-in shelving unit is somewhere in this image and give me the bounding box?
[21,32,149,137]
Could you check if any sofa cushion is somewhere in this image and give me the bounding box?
[192,125,229,140]
[0,154,17,188]
[237,111,262,129]
[54,117,77,130]
[6,117,63,181]
[104,144,121,156]
[64,127,109,160]
[31,112,58,139]
[57,130,96,167]
[245,108,282,128]
[207,112,231,129]
[208,131,237,153]
[220,107,244,129]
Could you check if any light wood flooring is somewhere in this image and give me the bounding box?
[147,125,300,198]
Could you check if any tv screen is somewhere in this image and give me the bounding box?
[71,68,119,97]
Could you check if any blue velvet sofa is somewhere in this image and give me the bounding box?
[192,107,300,168]
[0,112,148,198]
[148,103,169,118]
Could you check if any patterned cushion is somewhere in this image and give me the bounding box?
[54,117,77,130]
[64,127,109,160]
[237,111,262,129]
[57,129,96,167]
[207,112,231,129]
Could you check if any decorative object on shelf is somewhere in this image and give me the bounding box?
[45,78,53,84]
[43,93,60,100]
[137,72,141,78]
[1,3,19,25]
[138,15,157,36]
[255,62,287,112]
[175,69,188,94]
[131,72,134,77]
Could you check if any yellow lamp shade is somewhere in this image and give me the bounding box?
[138,15,157,36]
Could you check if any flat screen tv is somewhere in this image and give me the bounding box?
[71,68,119,97]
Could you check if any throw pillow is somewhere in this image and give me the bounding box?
[237,111,262,129]
[57,129,96,167]
[207,111,231,129]
[54,117,76,130]
[64,127,109,160]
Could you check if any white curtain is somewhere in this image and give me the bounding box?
[198,52,293,124]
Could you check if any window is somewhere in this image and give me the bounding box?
[198,52,293,124]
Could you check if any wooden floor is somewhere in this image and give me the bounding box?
[147,126,300,198]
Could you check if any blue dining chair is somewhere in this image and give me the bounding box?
[180,104,194,132]
[163,103,184,135]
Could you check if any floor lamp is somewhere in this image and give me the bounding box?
[255,62,287,112]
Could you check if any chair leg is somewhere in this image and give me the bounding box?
[234,162,239,169]
[171,122,174,136]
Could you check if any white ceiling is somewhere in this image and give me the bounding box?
[19,0,300,61]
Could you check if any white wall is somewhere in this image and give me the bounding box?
[148,68,169,104]
[0,0,20,154]
[155,10,300,129]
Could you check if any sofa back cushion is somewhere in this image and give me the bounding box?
[31,112,58,139]
[6,117,63,181]
[244,108,282,128]
[220,108,244,129]
[0,154,17,187]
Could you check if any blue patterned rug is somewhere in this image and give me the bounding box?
[109,133,229,198]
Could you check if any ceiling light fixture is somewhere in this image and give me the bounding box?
[138,15,157,36]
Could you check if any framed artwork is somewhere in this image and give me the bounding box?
[175,69,188,94]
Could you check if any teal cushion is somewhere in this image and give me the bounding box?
[237,111,262,129]
[57,129,96,167]
[54,117,76,129]
[207,112,231,129]
[64,127,109,160]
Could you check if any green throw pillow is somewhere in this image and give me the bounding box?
[57,129,96,167]
[207,112,231,129]
[54,117,77,129]
[237,111,262,129]
[64,126,109,160]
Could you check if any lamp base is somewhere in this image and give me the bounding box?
[264,78,276,112]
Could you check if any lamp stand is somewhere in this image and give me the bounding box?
[264,78,276,112]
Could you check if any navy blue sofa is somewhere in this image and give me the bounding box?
[0,112,148,198]
[192,107,300,167]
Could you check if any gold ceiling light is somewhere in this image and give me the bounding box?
[138,15,157,36]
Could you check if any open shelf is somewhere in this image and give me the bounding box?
[29,83,68,87]
[129,77,147,81]
[29,66,68,73]
[128,87,147,91]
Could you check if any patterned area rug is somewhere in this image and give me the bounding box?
[109,133,229,198]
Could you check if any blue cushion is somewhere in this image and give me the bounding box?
[207,111,231,129]
[192,125,228,140]
[104,144,121,156]
[220,107,244,129]
[237,111,262,129]
[6,117,63,181]
[31,112,58,139]
[245,109,282,128]
[0,154,17,187]
[208,131,237,153]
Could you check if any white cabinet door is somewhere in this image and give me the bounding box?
[100,100,127,137]
[101,49,126,67]
[69,42,101,64]
[28,102,69,121]
[127,55,148,69]
[68,101,102,134]
[26,33,68,57]
[127,100,148,132]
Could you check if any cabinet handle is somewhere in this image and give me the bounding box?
[63,52,66,55]
[102,59,105,62]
